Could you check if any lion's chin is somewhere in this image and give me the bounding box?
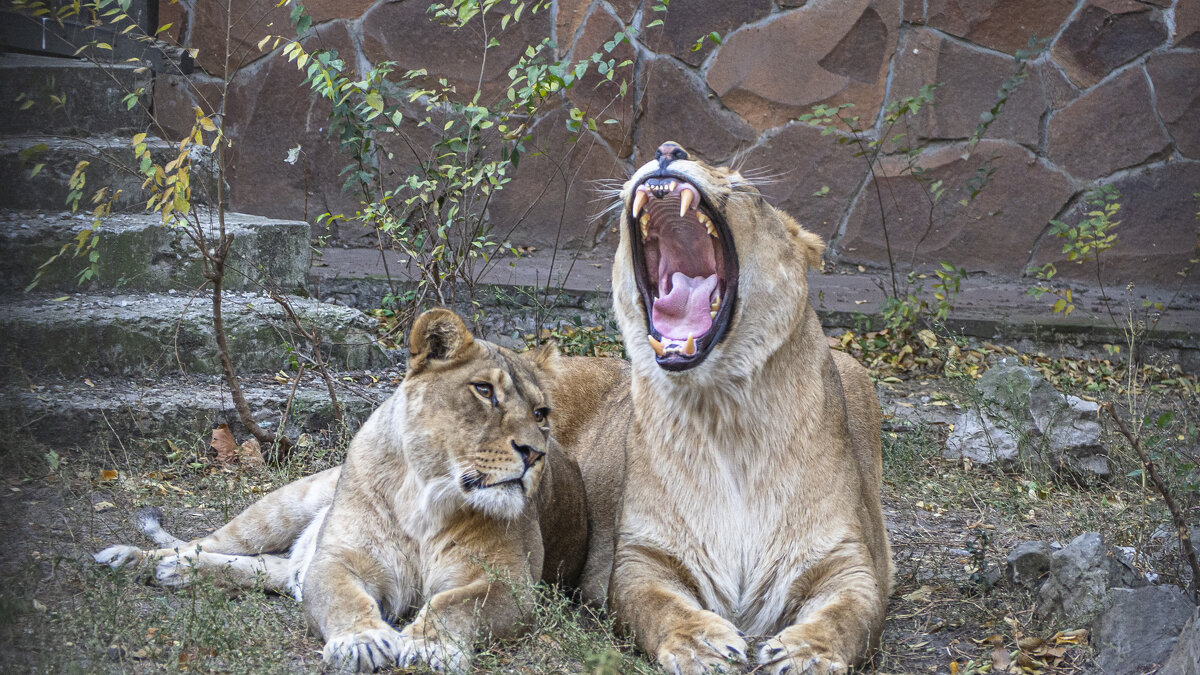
[463,485,529,520]
[628,172,739,371]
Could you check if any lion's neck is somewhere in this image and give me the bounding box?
[631,305,829,471]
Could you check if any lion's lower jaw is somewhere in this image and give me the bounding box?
[463,487,527,520]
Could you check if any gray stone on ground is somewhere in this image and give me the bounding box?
[1161,607,1200,675]
[1037,532,1146,621]
[1006,541,1056,588]
[1093,585,1197,675]
[0,210,309,294]
[944,359,1110,481]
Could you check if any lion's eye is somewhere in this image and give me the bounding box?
[533,407,550,424]
[472,382,493,398]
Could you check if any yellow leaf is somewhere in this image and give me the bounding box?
[99,469,119,482]
[198,117,217,132]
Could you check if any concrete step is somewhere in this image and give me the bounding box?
[1,370,401,448]
[0,135,218,212]
[0,291,392,380]
[1,209,310,294]
[0,54,152,136]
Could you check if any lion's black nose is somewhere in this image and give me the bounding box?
[655,141,689,169]
[512,441,545,469]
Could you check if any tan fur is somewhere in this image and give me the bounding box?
[96,309,587,673]
[549,152,892,675]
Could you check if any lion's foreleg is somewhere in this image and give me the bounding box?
[611,546,747,675]
[305,549,403,672]
[758,547,886,675]
[396,576,526,673]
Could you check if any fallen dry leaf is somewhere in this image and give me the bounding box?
[210,424,238,466]
[902,585,933,603]
[98,469,118,482]
[93,501,115,512]
[991,645,1012,672]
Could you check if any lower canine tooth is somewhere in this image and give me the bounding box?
[648,335,665,357]
[710,310,717,319]
[684,334,696,356]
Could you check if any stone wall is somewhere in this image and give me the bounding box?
[156,0,1199,290]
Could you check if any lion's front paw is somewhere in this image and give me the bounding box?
[655,611,747,675]
[94,545,143,568]
[321,625,403,672]
[153,553,198,588]
[757,636,847,675]
[394,628,470,673]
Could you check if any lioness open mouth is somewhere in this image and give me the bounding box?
[629,172,739,371]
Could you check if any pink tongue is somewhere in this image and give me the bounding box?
[652,273,718,340]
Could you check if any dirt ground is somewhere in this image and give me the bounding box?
[1,339,1196,674]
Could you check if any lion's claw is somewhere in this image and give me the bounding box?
[322,626,404,672]
[655,614,747,675]
[94,545,142,568]
[394,630,469,673]
[757,637,847,675]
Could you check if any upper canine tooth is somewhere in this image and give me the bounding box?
[639,213,650,239]
[679,186,695,218]
[632,189,648,218]
[684,334,696,356]
[648,335,665,357]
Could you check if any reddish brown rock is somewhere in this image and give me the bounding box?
[926,0,1074,55]
[888,29,1046,148]
[1029,161,1200,288]
[639,0,771,66]
[556,0,593,56]
[485,108,627,249]
[1175,0,1200,47]
[778,0,810,6]
[705,0,899,132]
[1047,67,1170,181]
[362,1,552,104]
[739,123,866,241]
[566,10,636,158]
[637,57,755,163]
[1147,51,1200,159]
[152,73,222,141]
[189,0,374,77]
[1036,61,1081,111]
[902,0,925,24]
[1051,0,1167,89]
[157,0,188,47]
[837,140,1073,276]
[223,21,365,237]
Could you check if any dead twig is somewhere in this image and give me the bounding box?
[1102,402,1200,595]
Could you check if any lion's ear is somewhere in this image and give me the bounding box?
[524,340,561,378]
[793,224,826,270]
[408,308,474,373]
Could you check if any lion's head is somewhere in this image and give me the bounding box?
[612,141,825,380]
[398,309,559,519]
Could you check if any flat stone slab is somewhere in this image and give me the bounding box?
[1,371,398,446]
[1,209,310,294]
[0,291,392,379]
[0,54,151,136]
[0,136,217,213]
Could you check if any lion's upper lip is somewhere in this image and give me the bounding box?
[628,172,739,371]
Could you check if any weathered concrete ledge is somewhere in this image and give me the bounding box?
[1,209,310,294]
[0,291,392,379]
[0,54,151,136]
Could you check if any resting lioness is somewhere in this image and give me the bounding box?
[96,308,587,672]
[549,142,892,675]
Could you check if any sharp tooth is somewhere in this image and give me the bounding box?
[668,180,677,192]
[710,295,721,312]
[632,189,648,218]
[706,221,718,238]
[679,187,695,218]
[639,213,650,239]
[710,310,717,319]
[648,335,665,357]
[684,334,696,356]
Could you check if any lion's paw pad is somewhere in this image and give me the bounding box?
[394,632,470,673]
[94,545,141,568]
[757,639,847,675]
[322,627,403,672]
